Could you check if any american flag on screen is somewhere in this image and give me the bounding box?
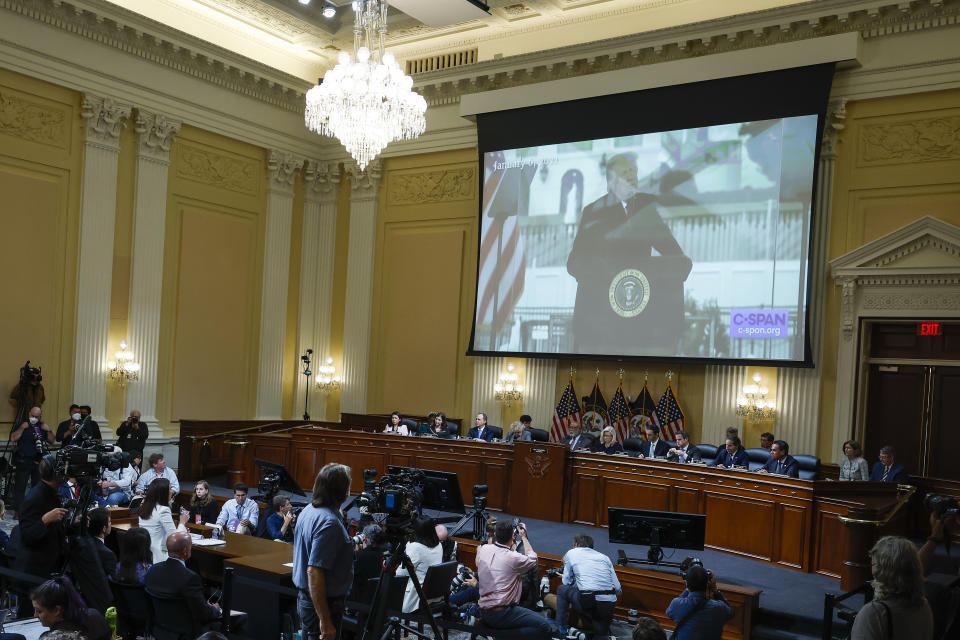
[652,382,685,442]
[477,153,529,336]
[551,378,581,442]
[608,382,631,443]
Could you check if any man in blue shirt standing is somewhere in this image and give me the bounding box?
[665,564,733,640]
[293,463,354,640]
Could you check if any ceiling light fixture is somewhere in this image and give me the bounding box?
[304,0,427,170]
[322,3,336,18]
[298,0,311,6]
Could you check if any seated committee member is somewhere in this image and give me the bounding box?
[760,432,774,450]
[839,440,870,481]
[870,445,909,483]
[562,419,592,451]
[384,411,410,436]
[639,425,670,459]
[266,495,296,542]
[594,427,624,455]
[504,420,531,444]
[216,483,259,534]
[425,412,453,439]
[476,520,556,639]
[135,453,180,495]
[667,431,701,463]
[519,414,533,431]
[758,440,799,477]
[555,534,621,637]
[145,532,222,635]
[715,436,748,469]
[665,564,733,640]
[138,478,180,563]
[468,413,495,442]
[717,426,739,453]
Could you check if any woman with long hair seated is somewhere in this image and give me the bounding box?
[503,420,531,444]
[113,527,153,585]
[426,412,452,439]
[137,478,179,563]
[594,426,624,455]
[31,575,111,640]
[395,516,443,613]
[850,535,933,639]
[384,411,410,436]
[182,479,220,525]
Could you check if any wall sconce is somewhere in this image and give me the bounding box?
[494,362,523,407]
[107,341,140,387]
[315,357,342,395]
[736,372,775,422]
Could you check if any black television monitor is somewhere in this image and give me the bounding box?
[387,466,466,515]
[608,507,705,551]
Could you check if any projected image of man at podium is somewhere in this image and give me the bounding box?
[566,153,692,355]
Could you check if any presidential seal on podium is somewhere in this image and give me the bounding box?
[608,268,650,318]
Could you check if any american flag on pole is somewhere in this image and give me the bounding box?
[651,382,685,442]
[608,382,631,443]
[477,152,530,340]
[551,378,582,443]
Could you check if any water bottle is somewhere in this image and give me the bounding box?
[627,608,639,626]
[105,606,118,638]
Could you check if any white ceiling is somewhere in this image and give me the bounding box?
[102,0,810,82]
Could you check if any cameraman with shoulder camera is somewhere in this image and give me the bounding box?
[476,520,556,639]
[554,533,621,637]
[10,405,54,514]
[665,563,733,640]
[115,410,148,458]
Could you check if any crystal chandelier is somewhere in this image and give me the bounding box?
[315,357,342,395]
[107,341,140,388]
[304,0,427,170]
[494,362,524,407]
[735,372,775,422]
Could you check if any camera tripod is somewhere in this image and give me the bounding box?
[361,534,445,640]
[448,494,489,541]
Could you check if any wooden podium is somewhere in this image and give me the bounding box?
[509,441,568,521]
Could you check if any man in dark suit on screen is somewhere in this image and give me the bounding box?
[566,153,692,355]
[145,531,221,637]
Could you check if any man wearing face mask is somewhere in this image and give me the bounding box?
[10,406,54,514]
[116,410,148,460]
[566,153,692,356]
[59,404,102,446]
[55,404,82,447]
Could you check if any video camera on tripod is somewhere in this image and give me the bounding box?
[55,444,131,479]
[354,468,425,536]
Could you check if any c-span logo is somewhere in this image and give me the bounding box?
[608,269,650,318]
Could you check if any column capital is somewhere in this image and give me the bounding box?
[268,149,302,194]
[134,109,181,163]
[347,159,382,200]
[81,94,132,150]
[821,98,847,159]
[304,160,341,204]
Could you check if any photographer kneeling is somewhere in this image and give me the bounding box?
[553,534,621,637]
[665,562,733,640]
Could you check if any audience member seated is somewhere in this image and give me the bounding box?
[760,432,774,450]
[87,508,116,578]
[870,445,909,483]
[839,440,870,481]
[96,447,136,507]
[134,453,180,496]
[561,419,592,451]
[667,431,701,463]
[717,427,739,453]
[639,425,670,459]
[632,616,667,640]
[425,412,454,439]
[594,426,624,455]
[352,524,389,597]
[504,420,532,444]
[714,436,748,470]
[383,410,410,436]
[114,528,153,585]
[554,533,621,637]
[476,520,555,639]
[216,482,258,535]
[183,480,220,525]
[395,517,443,613]
[265,494,295,542]
[31,575,111,640]
[758,440,799,477]
[59,477,81,503]
[145,532,222,637]
[468,413,495,442]
[851,536,932,640]
[666,564,733,640]
[138,478,179,563]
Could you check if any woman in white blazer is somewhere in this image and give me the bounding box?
[395,517,443,613]
[137,478,179,563]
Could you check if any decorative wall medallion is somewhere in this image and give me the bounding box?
[177,143,259,195]
[0,88,67,147]
[525,452,552,479]
[388,168,475,205]
[860,115,960,165]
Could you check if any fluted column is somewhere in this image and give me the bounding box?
[125,109,181,427]
[73,95,132,423]
[701,365,747,446]
[295,161,341,420]
[524,358,557,430]
[255,150,301,419]
[472,356,504,429]
[339,160,382,415]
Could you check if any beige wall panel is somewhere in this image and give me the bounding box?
[378,225,465,413]
[325,173,352,420]
[848,188,960,243]
[170,205,258,420]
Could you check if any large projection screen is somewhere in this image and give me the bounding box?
[468,64,834,366]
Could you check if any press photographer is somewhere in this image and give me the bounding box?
[551,533,621,638]
[665,559,733,640]
[10,405,54,513]
[115,409,148,459]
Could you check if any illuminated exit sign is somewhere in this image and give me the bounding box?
[918,322,942,336]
